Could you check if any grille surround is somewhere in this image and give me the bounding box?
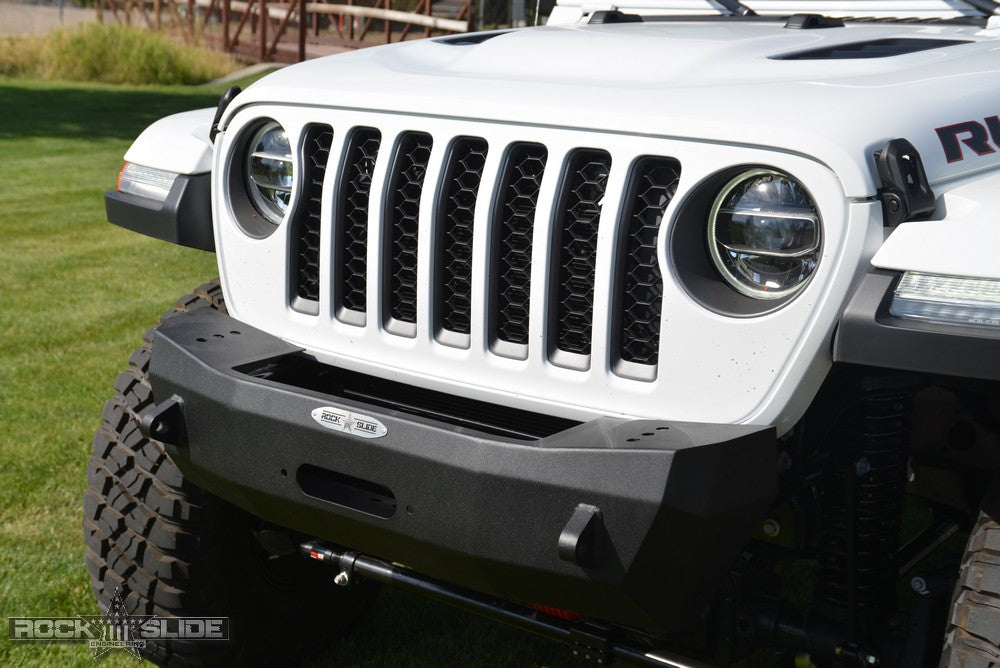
[217,105,851,429]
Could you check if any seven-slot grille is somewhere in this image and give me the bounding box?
[291,127,680,379]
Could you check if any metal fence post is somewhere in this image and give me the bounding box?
[298,0,306,61]
[222,0,230,50]
[260,0,268,61]
[385,0,391,43]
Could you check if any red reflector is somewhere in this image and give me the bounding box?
[527,603,581,622]
[309,550,323,561]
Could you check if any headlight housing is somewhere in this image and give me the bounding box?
[245,121,293,225]
[707,169,821,300]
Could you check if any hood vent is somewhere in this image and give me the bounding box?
[437,31,511,46]
[773,38,968,60]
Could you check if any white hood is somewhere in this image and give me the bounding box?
[229,19,1000,196]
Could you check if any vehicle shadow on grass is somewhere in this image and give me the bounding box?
[300,587,583,667]
[0,81,223,141]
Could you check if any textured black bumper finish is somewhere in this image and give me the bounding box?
[147,308,777,633]
[834,270,1000,381]
[105,173,214,251]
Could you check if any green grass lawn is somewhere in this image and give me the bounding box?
[0,79,577,667]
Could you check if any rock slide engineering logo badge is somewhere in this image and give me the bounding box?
[7,588,229,661]
[311,406,388,439]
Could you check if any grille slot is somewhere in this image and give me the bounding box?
[290,124,333,311]
[550,149,611,363]
[383,132,433,333]
[490,142,548,356]
[435,137,488,345]
[335,127,381,323]
[614,157,680,377]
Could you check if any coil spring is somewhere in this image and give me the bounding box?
[817,379,913,637]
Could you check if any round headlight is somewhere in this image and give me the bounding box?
[245,122,293,225]
[707,169,820,300]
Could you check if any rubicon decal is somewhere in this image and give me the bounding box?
[935,115,1000,163]
[311,406,388,439]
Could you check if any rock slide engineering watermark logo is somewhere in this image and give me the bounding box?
[8,588,229,661]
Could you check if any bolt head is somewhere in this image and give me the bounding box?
[855,457,871,477]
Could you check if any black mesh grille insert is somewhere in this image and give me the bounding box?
[492,143,547,347]
[385,132,433,325]
[291,125,333,305]
[336,127,381,316]
[551,149,611,357]
[436,137,488,337]
[616,157,680,368]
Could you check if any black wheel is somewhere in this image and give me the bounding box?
[83,280,376,666]
[942,484,1000,667]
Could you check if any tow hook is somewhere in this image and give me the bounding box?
[139,395,186,446]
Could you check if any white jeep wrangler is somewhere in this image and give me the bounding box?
[86,1,1000,665]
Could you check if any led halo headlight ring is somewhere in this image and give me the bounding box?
[707,168,822,301]
[244,120,294,226]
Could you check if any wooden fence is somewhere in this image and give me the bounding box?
[94,0,472,62]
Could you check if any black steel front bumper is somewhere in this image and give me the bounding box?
[144,307,777,633]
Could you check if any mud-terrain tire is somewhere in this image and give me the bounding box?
[942,484,1000,668]
[83,280,375,666]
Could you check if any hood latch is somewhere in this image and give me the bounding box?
[873,138,936,227]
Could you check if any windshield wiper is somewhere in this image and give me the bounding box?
[715,0,757,16]
[961,0,1000,15]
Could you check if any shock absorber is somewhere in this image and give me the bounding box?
[817,375,914,642]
